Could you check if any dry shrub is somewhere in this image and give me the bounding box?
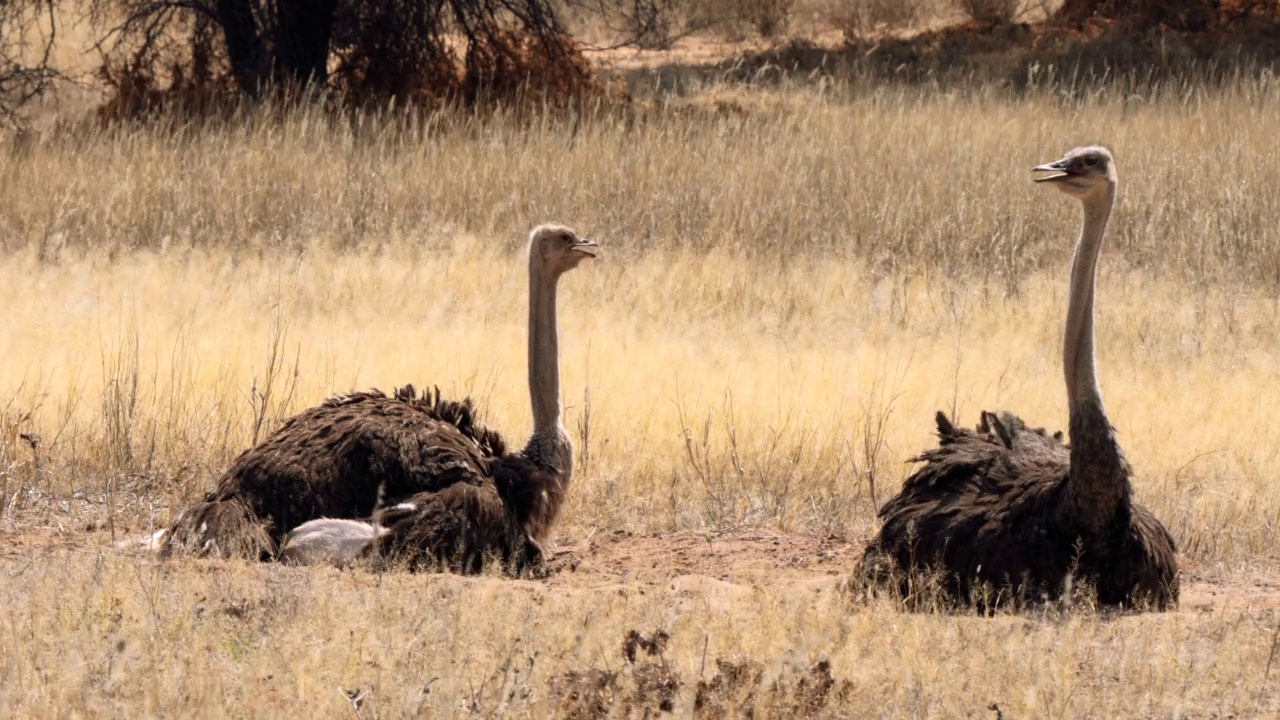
[324,1,461,107]
[681,0,796,39]
[618,0,680,50]
[550,630,680,718]
[95,15,239,122]
[740,0,796,37]
[822,0,929,40]
[92,0,600,121]
[693,658,847,718]
[329,4,597,109]
[552,669,618,719]
[611,0,794,47]
[551,629,844,717]
[456,28,596,109]
[950,0,1027,25]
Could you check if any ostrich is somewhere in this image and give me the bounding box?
[161,224,598,573]
[857,147,1178,610]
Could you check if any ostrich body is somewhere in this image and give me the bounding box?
[162,224,597,572]
[858,147,1178,609]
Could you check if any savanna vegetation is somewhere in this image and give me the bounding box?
[2,0,1280,717]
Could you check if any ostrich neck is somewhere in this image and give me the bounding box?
[1064,186,1130,532]
[526,261,572,471]
[1063,191,1110,413]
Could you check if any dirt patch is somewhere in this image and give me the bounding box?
[1179,563,1280,614]
[542,529,1280,615]
[9,524,1280,615]
[547,529,856,585]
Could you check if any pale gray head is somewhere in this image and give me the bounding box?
[1033,146,1117,199]
[528,223,598,275]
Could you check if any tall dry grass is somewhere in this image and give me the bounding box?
[1,78,1280,716]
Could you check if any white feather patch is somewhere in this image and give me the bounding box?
[278,518,388,566]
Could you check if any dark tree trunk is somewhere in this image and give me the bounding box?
[216,0,268,95]
[273,0,339,88]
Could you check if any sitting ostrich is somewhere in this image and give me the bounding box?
[857,147,1178,610]
[161,224,598,573]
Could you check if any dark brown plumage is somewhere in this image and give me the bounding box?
[362,452,553,573]
[360,385,567,573]
[161,224,598,573]
[162,386,522,560]
[859,410,1177,609]
[857,147,1178,610]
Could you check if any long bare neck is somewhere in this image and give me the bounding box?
[526,259,573,473]
[1064,186,1131,532]
[1063,191,1110,412]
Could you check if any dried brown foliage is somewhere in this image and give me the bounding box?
[550,630,844,718]
[551,630,681,718]
[694,658,848,718]
[951,0,1026,25]
[823,0,929,40]
[0,0,62,127]
[91,0,601,120]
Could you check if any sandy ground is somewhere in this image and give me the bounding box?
[8,524,1274,615]
[550,530,1280,614]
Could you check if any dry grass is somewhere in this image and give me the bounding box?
[2,78,1280,716]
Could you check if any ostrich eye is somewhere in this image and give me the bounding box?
[1084,156,1098,166]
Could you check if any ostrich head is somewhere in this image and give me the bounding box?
[529,224,598,275]
[1033,146,1117,199]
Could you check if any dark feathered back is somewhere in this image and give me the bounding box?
[319,384,509,459]
[164,383,514,560]
[389,384,509,458]
[859,411,1178,610]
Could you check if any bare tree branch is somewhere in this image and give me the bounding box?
[0,0,64,127]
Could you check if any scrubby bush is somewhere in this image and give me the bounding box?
[950,0,1026,26]
[821,0,929,40]
[91,0,598,118]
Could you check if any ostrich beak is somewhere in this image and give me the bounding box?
[571,238,599,257]
[1032,159,1072,183]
